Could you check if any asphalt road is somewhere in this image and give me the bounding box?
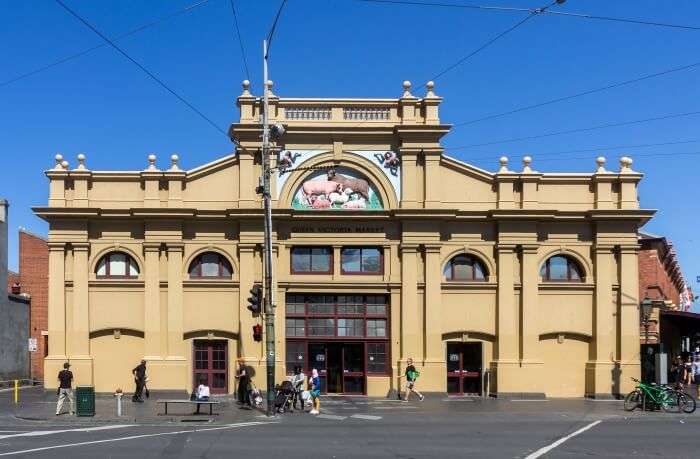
[0,398,697,458]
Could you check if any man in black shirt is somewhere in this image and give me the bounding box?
[55,362,74,415]
[132,360,147,402]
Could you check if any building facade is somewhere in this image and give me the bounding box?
[7,229,49,381]
[36,81,654,397]
[0,199,31,381]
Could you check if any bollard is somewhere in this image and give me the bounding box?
[13,380,18,404]
[114,389,123,416]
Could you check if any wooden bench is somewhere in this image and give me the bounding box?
[156,399,221,415]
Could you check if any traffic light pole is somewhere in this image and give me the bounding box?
[261,38,276,417]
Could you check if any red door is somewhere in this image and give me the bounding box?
[447,342,482,395]
[193,340,228,394]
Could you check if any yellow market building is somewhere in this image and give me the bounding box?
[36,80,654,398]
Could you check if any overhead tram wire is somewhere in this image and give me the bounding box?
[53,0,227,137]
[417,0,564,89]
[454,59,700,127]
[229,0,251,82]
[2,0,211,88]
[359,0,700,31]
[451,109,700,148]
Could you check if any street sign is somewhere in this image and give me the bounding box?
[28,338,37,352]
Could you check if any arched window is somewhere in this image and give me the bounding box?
[443,254,488,281]
[540,255,583,282]
[95,252,139,278]
[188,252,233,278]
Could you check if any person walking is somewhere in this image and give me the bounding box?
[132,359,147,402]
[291,366,306,411]
[692,354,700,398]
[235,359,252,409]
[400,358,424,402]
[309,368,321,415]
[683,355,694,386]
[55,362,74,415]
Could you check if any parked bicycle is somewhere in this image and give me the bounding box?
[624,378,695,413]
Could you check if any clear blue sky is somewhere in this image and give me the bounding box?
[1,0,698,306]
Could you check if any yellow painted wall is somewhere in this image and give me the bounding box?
[92,333,144,394]
[540,336,590,397]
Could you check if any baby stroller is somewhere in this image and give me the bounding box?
[274,380,295,413]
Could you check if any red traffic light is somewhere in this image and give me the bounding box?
[253,324,263,342]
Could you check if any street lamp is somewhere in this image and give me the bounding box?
[641,298,653,344]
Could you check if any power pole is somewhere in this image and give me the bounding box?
[261,38,276,417]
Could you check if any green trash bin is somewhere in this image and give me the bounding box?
[75,385,95,417]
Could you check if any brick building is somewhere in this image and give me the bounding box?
[6,229,49,381]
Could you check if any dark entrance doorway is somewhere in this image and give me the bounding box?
[309,342,365,394]
[447,342,482,395]
[193,340,228,394]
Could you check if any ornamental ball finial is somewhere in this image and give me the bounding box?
[498,156,510,173]
[54,154,64,170]
[596,156,606,166]
[169,154,181,171]
[426,81,434,90]
[403,80,411,90]
[242,79,250,89]
[61,160,69,169]
[620,156,633,167]
[76,153,87,170]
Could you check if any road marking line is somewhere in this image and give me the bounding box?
[0,425,135,440]
[316,414,347,420]
[0,422,274,456]
[441,398,475,402]
[510,399,550,402]
[524,420,602,459]
[350,414,382,420]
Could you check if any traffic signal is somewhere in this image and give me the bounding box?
[253,324,263,342]
[247,283,262,315]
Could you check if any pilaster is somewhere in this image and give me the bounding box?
[400,244,419,360]
[143,243,162,359]
[586,244,616,397]
[45,242,67,388]
[399,149,418,208]
[238,244,261,362]
[423,153,441,208]
[166,243,184,358]
[618,245,641,394]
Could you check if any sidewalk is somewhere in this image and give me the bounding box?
[1,387,266,425]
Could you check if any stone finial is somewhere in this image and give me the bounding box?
[169,154,181,171]
[61,160,69,170]
[595,156,607,173]
[498,156,510,173]
[266,80,275,97]
[425,81,437,98]
[522,155,533,173]
[76,153,87,170]
[619,156,633,173]
[241,79,251,96]
[54,154,64,170]
[146,154,158,171]
[402,80,413,98]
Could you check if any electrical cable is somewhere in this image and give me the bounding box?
[454,60,700,127]
[266,0,287,57]
[2,0,210,89]
[229,0,251,82]
[418,1,562,89]
[355,0,532,13]
[450,110,700,148]
[358,0,700,31]
[53,0,228,137]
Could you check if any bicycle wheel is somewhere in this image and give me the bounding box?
[661,391,681,413]
[624,390,642,411]
[679,392,697,414]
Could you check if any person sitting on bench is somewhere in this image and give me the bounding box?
[195,378,210,414]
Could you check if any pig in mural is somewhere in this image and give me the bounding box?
[291,167,383,210]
